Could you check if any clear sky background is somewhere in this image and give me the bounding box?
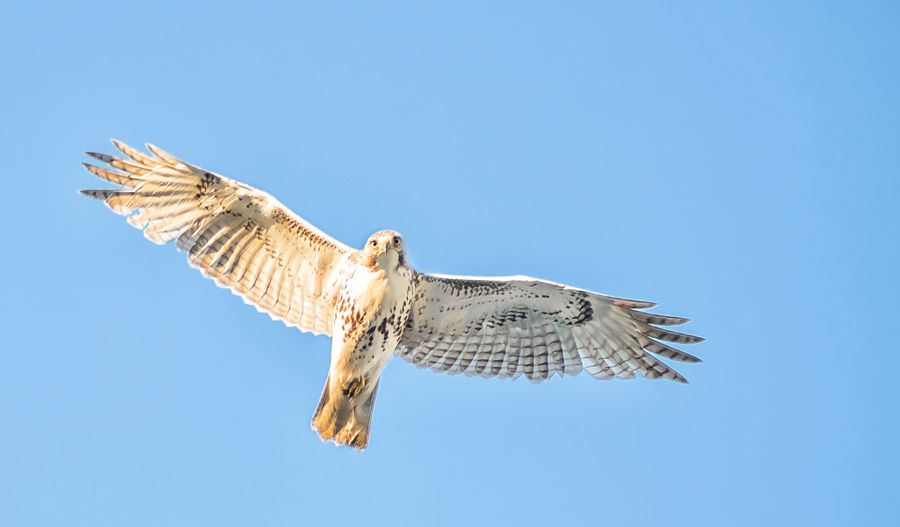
[1,1,898,525]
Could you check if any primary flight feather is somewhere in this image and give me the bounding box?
[80,140,705,450]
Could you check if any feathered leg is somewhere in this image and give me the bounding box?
[311,372,381,450]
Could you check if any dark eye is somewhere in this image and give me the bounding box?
[392,236,401,246]
[369,239,377,247]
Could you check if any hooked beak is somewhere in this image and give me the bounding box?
[374,240,396,254]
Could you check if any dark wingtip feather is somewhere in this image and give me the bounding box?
[668,368,690,384]
[79,189,114,200]
[642,337,704,364]
[84,151,108,162]
[681,353,704,364]
[641,324,706,345]
[110,139,161,167]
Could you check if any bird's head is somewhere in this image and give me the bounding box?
[362,230,407,269]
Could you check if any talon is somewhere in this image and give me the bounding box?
[341,377,365,398]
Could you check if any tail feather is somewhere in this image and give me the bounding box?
[311,372,380,450]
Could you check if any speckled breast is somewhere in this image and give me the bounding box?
[332,263,413,375]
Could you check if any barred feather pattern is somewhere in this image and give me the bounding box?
[80,140,351,336]
[394,273,704,383]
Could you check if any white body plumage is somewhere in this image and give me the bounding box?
[313,231,413,447]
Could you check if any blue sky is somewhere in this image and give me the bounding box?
[1,1,898,525]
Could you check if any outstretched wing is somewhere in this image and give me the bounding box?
[395,273,704,383]
[80,140,352,336]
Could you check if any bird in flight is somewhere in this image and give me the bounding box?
[80,140,705,450]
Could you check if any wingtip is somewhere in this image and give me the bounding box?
[610,297,658,309]
[110,138,131,153]
[81,162,103,175]
[145,143,161,159]
[79,189,110,200]
[672,371,690,384]
[145,143,180,165]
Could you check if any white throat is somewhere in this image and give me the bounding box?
[375,249,400,272]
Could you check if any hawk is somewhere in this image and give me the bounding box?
[80,141,705,450]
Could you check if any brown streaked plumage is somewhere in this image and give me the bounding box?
[80,140,705,451]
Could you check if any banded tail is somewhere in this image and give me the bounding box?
[311,372,381,450]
